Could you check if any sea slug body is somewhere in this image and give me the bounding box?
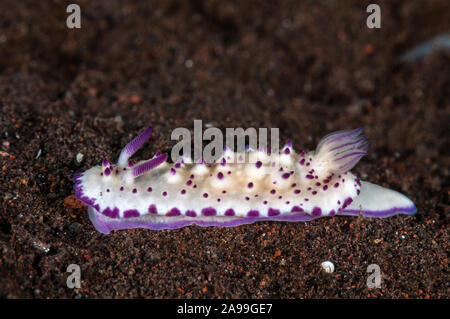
[73,126,417,234]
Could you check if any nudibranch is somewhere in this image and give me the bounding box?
[73,126,417,234]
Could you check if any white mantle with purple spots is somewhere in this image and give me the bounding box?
[73,126,417,234]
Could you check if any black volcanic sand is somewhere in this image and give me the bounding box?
[0,1,448,298]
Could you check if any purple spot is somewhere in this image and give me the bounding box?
[124,209,140,218]
[167,208,181,216]
[104,167,111,176]
[170,168,176,175]
[278,195,283,199]
[248,182,254,188]
[102,207,119,219]
[181,189,186,195]
[120,187,124,191]
[186,210,196,217]
[337,200,341,205]
[256,161,262,168]
[217,172,224,179]
[284,148,290,155]
[245,196,250,201]
[193,185,197,188]
[147,187,152,192]
[203,193,208,198]
[323,185,328,191]
[186,180,192,186]
[304,198,309,201]
[312,207,322,216]
[342,197,353,209]
[202,207,216,216]
[334,183,339,188]
[355,178,361,186]
[263,201,268,205]
[175,162,181,169]
[222,190,227,194]
[291,183,297,187]
[329,210,336,216]
[217,198,221,202]
[357,189,360,195]
[300,151,306,157]
[227,171,231,175]
[225,209,235,216]
[299,159,305,166]
[315,182,321,186]
[148,204,158,214]
[306,162,310,166]
[247,210,259,217]
[270,189,276,194]
[305,174,314,179]
[132,188,137,194]
[162,191,167,197]
[291,206,304,213]
[285,201,290,204]
[190,174,194,179]
[268,208,280,216]
[294,189,301,194]
[312,191,317,195]
[282,173,290,179]
[106,189,110,192]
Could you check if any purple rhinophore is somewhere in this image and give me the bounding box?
[132,153,168,178]
[117,126,153,167]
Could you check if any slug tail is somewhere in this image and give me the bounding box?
[313,128,369,174]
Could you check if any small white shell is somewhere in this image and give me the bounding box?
[321,261,335,273]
